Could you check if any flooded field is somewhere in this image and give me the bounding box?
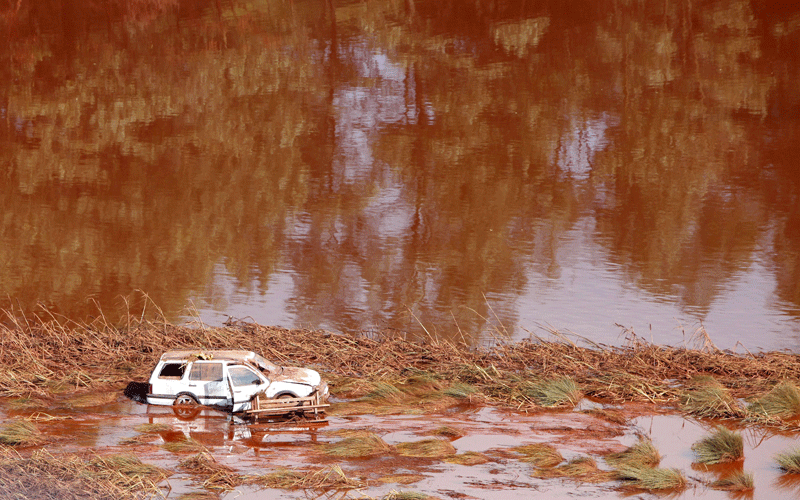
[3,392,800,499]
[2,0,800,350]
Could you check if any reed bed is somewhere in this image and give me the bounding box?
[776,448,800,474]
[179,453,243,490]
[0,448,166,499]
[709,471,754,491]
[691,427,744,464]
[522,376,582,407]
[2,309,800,425]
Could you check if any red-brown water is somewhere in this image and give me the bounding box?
[2,0,800,350]
[4,394,800,499]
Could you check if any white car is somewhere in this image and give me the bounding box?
[146,350,329,414]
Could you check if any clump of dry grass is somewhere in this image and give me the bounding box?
[444,452,490,465]
[523,376,582,407]
[395,439,457,459]
[0,420,44,446]
[748,381,800,419]
[605,437,661,468]
[382,492,430,500]
[532,456,613,482]
[254,465,364,490]
[133,423,171,434]
[162,437,206,454]
[681,377,745,419]
[513,443,563,468]
[426,426,464,439]
[0,448,166,500]
[180,453,243,490]
[776,448,800,473]
[321,431,390,458]
[583,408,627,425]
[616,464,686,490]
[377,474,425,485]
[709,471,754,491]
[691,426,744,464]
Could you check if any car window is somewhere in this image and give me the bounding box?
[158,363,185,379]
[188,362,223,382]
[229,366,262,387]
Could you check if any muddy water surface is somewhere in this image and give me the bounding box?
[4,393,800,499]
[2,0,800,350]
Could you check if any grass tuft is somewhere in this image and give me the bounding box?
[254,465,364,490]
[681,377,745,419]
[133,423,171,434]
[513,443,563,468]
[524,376,582,407]
[0,420,43,446]
[321,431,390,458]
[443,452,490,465]
[162,437,206,454]
[605,437,661,468]
[748,381,800,418]
[532,456,613,482]
[395,438,457,459]
[709,471,754,491]
[426,426,464,439]
[691,426,744,464]
[616,464,687,490]
[776,448,800,474]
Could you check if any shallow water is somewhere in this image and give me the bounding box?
[2,0,800,350]
[3,394,800,499]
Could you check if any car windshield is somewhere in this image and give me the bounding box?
[251,353,282,374]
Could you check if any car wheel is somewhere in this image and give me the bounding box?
[173,393,200,419]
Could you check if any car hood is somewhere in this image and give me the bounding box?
[272,367,321,387]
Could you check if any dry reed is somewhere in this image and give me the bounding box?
[1,308,800,428]
[443,452,490,465]
[615,464,686,490]
[321,431,390,458]
[395,439,457,459]
[0,420,43,446]
[605,437,661,468]
[680,377,746,419]
[748,381,800,418]
[532,456,614,483]
[253,465,364,490]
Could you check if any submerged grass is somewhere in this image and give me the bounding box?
[0,448,166,500]
[532,456,613,483]
[513,443,563,468]
[605,437,661,468]
[321,431,390,458]
[776,448,800,474]
[395,439,457,459]
[709,471,754,491]
[748,381,800,419]
[254,465,364,490]
[0,420,43,446]
[616,464,687,490]
[691,426,744,464]
[443,452,490,465]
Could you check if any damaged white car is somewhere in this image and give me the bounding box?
[146,350,329,414]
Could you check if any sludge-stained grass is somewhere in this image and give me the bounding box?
[691,426,744,465]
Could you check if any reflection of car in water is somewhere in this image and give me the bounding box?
[144,350,329,417]
[144,405,324,449]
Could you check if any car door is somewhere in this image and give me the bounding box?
[227,365,269,411]
[187,361,230,407]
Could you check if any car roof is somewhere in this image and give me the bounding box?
[159,349,256,362]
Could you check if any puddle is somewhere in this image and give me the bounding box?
[1,395,798,499]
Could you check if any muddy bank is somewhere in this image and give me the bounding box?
[2,312,800,498]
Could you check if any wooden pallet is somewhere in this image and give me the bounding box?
[243,393,329,421]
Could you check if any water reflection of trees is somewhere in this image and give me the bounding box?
[0,0,799,342]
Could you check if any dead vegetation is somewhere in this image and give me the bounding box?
[691,426,744,465]
[0,420,44,446]
[0,448,167,499]
[605,437,661,469]
[709,471,754,491]
[776,448,800,474]
[513,443,563,468]
[253,465,364,490]
[2,309,800,427]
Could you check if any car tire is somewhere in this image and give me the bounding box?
[173,393,200,419]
